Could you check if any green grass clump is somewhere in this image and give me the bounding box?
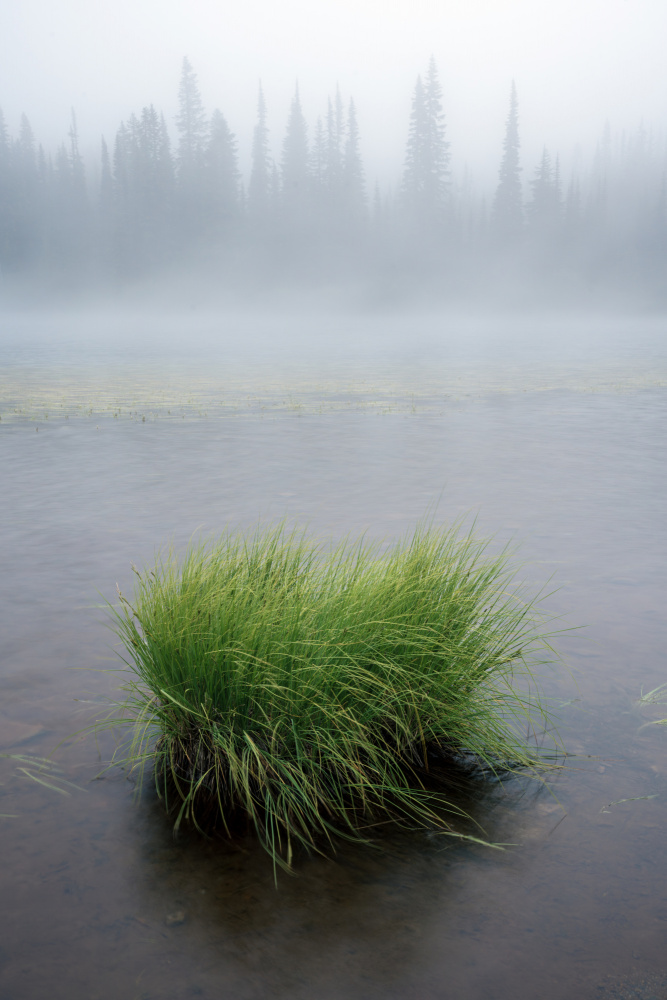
[108,521,559,871]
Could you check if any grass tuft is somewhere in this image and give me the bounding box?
[105,521,561,872]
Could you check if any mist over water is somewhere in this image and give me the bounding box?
[2,2,667,996]
[1,48,667,312]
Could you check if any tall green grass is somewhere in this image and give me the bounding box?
[107,521,560,871]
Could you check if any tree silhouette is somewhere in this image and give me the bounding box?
[204,108,240,234]
[402,57,450,226]
[248,84,271,221]
[281,84,310,223]
[341,98,366,223]
[175,57,207,238]
[491,81,523,244]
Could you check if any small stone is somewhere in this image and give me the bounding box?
[165,911,186,927]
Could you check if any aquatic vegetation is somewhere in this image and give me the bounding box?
[636,682,667,708]
[106,522,560,872]
[0,752,87,806]
[636,682,667,731]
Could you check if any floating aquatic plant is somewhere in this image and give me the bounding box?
[105,521,561,872]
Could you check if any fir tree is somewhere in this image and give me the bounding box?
[281,84,310,220]
[310,116,327,197]
[491,81,523,244]
[204,108,240,230]
[175,57,207,181]
[527,147,561,238]
[401,57,450,225]
[68,110,86,198]
[99,137,113,214]
[12,114,40,267]
[175,57,208,239]
[248,84,271,220]
[341,98,366,222]
[325,87,344,202]
[0,108,12,267]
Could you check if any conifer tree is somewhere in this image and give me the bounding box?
[12,114,40,267]
[527,147,561,238]
[281,84,310,220]
[325,88,344,203]
[401,57,450,225]
[310,116,326,196]
[99,137,113,213]
[204,108,240,231]
[0,108,12,267]
[248,84,271,220]
[175,57,208,240]
[491,81,523,244]
[67,110,86,198]
[341,98,366,222]
[48,110,90,270]
[97,137,114,270]
[175,57,207,181]
[111,106,175,271]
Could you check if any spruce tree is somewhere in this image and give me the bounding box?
[175,57,208,240]
[281,84,310,221]
[527,147,561,238]
[49,110,90,271]
[341,98,366,223]
[491,81,523,244]
[401,57,450,226]
[12,115,40,267]
[247,84,271,220]
[175,57,207,180]
[111,106,175,272]
[0,108,11,268]
[310,117,326,194]
[325,88,344,204]
[204,108,240,231]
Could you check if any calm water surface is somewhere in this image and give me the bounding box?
[1,314,666,999]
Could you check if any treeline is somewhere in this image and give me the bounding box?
[1,56,666,303]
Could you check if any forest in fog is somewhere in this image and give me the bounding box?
[1,56,666,306]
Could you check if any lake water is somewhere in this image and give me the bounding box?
[1,311,667,999]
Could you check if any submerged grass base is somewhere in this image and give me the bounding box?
[107,521,560,872]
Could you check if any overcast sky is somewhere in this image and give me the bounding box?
[1,0,666,192]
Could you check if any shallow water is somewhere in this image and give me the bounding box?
[1,314,667,999]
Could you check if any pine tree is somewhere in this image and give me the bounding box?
[11,114,40,267]
[281,84,310,221]
[68,110,86,198]
[527,147,561,238]
[204,108,240,231]
[248,84,271,220]
[111,106,175,272]
[491,81,523,244]
[341,98,366,223]
[138,106,175,248]
[99,137,113,213]
[0,108,12,268]
[325,88,344,204]
[48,109,90,271]
[97,137,114,272]
[175,57,207,180]
[310,116,327,198]
[174,57,208,240]
[401,57,450,226]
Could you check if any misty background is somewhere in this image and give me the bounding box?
[1,0,666,310]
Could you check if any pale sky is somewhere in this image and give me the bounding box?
[1,0,665,192]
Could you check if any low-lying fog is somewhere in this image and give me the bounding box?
[2,309,666,429]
